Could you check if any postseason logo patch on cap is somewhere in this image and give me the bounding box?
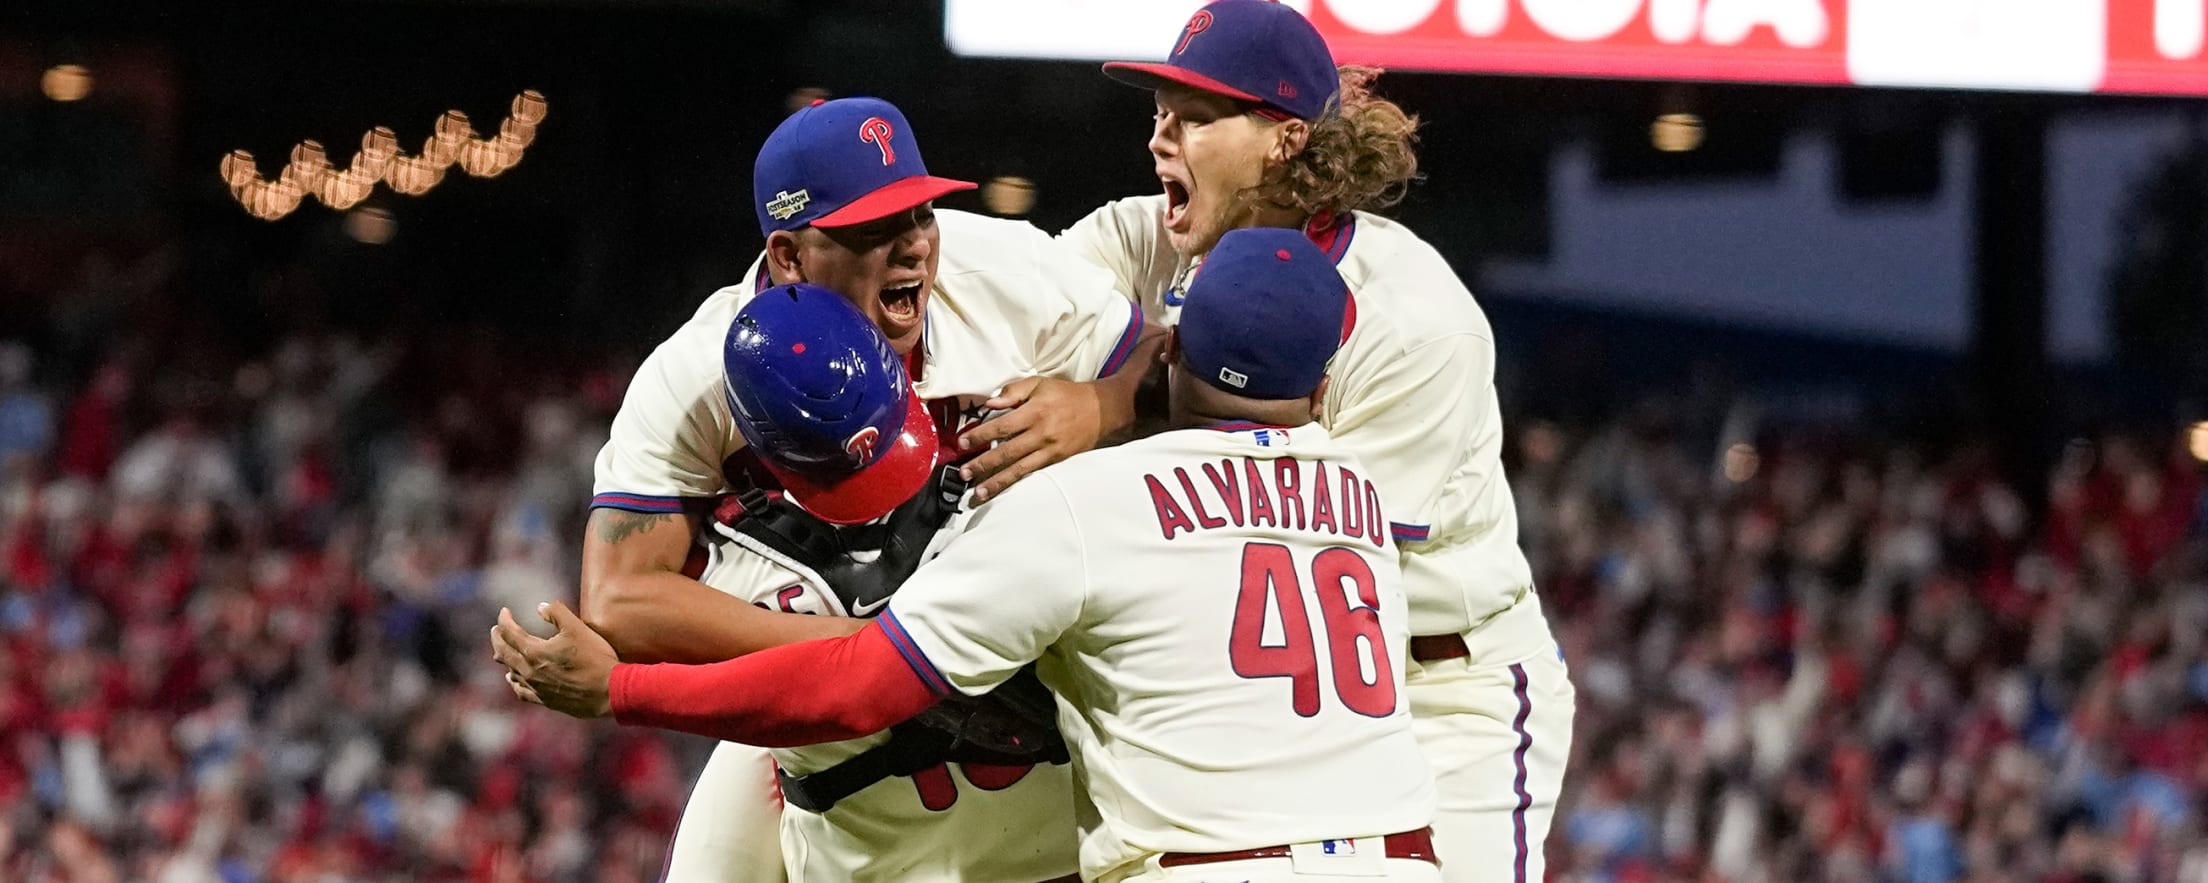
[766,189,811,221]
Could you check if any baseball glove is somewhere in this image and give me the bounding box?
[901,664,1068,765]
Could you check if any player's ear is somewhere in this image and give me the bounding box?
[1307,375,1330,421]
[1269,118,1312,164]
[765,230,805,283]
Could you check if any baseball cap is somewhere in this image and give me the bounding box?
[1177,227,1349,399]
[723,283,941,524]
[1102,0,1340,122]
[752,97,977,237]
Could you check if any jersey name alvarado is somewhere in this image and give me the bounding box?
[1145,455,1389,549]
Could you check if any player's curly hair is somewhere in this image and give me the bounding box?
[1244,66,1421,217]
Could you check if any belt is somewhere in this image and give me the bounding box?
[1158,828,1438,868]
[1410,633,1469,662]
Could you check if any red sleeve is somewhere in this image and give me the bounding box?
[608,622,941,746]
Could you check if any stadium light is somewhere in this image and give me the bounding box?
[1651,113,1704,152]
[1723,442,1760,483]
[984,176,1037,217]
[346,208,397,245]
[42,65,91,102]
[221,92,547,219]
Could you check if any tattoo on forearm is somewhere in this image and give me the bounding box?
[593,510,673,545]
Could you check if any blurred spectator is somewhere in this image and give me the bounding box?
[0,342,52,487]
[109,414,242,508]
[54,358,133,483]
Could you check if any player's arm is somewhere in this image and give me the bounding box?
[960,223,1170,501]
[1057,195,1177,305]
[502,477,1087,743]
[580,506,861,664]
[583,340,862,663]
[495,599,935,745]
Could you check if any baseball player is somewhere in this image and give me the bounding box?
[578,97,1160,881]
[687,282,1080,882]
[497,227,1443,883]
[1058,3,1578,880]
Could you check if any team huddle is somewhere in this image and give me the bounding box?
[489,3,1576,882]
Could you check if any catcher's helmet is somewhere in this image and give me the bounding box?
[722,283,940,524]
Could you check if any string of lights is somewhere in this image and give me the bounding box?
[220,90,546,221]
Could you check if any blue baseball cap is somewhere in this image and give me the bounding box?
[723,283,940,524]
[1103,0,1340,122]
[1178,228,1349,399]
[752,97,977,238]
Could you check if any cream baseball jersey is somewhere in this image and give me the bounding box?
[592,209,1145,513]
[1059,199,1543,659]
[879,422,1435,882]
[688,520,1079,883]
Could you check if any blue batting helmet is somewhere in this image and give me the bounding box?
[722,283,941,524]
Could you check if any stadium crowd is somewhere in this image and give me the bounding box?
[0,320,2201,882]
[0,330,696,883]
[1525,402,2208,882]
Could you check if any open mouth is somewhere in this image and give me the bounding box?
[1162,177,1191,229]
[880,278,924,325]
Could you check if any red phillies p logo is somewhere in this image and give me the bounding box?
[860,117,896,166]
[844,426,881,463]
[1175,10,1214,55]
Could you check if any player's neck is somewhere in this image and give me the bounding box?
[1177,400,1311,432]
[1204,210,1333,262]
[1249,205,1307,233]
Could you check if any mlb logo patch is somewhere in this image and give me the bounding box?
[1290,836,1378,872]
[1250,428,1285,447]
[1217,367,1248,389]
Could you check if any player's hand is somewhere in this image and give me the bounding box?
[490,602,617,719]
[958,377,1103,502]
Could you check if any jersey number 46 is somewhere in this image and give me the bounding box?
[1229,543,1398,718]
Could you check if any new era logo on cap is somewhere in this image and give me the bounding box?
[751,97,975,236]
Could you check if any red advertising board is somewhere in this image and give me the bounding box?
[1301,0,1849,86]
[945,0,2208,96]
